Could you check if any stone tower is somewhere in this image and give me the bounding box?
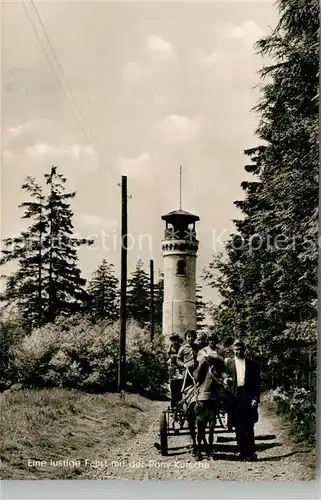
[161,209,200,340]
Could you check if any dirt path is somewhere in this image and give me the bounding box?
[85,401,315,481]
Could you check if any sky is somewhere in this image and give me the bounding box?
[1,0,278,303]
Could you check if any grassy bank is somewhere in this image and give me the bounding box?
[1,388,152,479]
[261,391,316,473]
[262,388,316,445]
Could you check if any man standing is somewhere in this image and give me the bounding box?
[225,339,261,461]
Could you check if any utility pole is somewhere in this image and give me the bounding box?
[179,165,183,209]
[150,259,155,342]
[118,176,127,392]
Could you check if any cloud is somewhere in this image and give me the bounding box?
[7,124,26,136]
[226,20,265,45]
[25,143,63,157]
[25,142,97,159]
[7,119,57,137]
[198,21,264,76]
[22,142,99,175]
[147,35,176,60]
[116,153,151,182]
[122,35,176,88]
[70,144,81,158]
[4,119,99,176]
[159,115,201,144]
[200,50,221,69]
[121,61,145,86]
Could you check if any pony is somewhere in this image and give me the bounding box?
[181,355,232,460]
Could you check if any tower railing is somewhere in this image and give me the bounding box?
[164,228,197,241]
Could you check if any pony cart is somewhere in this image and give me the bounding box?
[159,365,230,457]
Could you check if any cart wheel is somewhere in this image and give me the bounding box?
[216,411,225,429]
[223,412,229,429]
[159,411,168,456]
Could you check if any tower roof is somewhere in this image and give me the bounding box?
[161,209,200,223]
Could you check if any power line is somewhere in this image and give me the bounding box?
[21,0,123,189]
[28,0,118,182]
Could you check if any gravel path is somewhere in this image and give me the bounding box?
[85,401,315,481]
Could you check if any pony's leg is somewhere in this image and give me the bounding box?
[187,409,197,455]
[195,419,207,460]
[207,409,217,458]
[202,423,208,447]
[208,411,216,446]
[208,422,215,457]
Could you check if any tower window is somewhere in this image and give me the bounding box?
[177,259,186,276]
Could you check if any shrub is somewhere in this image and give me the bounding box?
[0,314,25,389]
[126,325,168,393]
[271,386,316,444]
[12,323,61,387]
[10,316,168,394]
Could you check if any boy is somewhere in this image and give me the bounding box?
[177,329,199,371]
[177,329,199,391]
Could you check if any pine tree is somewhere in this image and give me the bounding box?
[205,0,319,362]
[87,259,119,322]
[1,177,47,329]
[252,0,318,328]
[127,259,150,326]
[1,166,92,328]
[44,167,92,321]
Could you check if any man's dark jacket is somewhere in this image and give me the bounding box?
[225,357,261,403]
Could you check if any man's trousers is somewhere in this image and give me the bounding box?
[233,387,256,458]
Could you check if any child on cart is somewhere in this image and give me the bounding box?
[167,333,183,408]
[176,329,199,393]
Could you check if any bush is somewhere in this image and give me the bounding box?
[13,323,61,387]
[0,314,24,389]
[126,324,168,393]
[271,386,316,444]
[10,316,168,394]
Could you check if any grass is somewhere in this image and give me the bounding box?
[1,388,152,479]
[261,392,317,474]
